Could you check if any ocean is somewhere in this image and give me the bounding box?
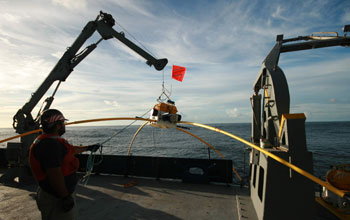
[1,121,349,182]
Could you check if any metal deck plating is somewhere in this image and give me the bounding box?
[0,169,258,220]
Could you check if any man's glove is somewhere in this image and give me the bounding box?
[87,144,101,152]
[62,194,74,212]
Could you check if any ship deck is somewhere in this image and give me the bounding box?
[0,170,258,220]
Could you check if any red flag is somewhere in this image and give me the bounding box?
[172,65,186,82]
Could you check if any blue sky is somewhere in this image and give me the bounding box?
[0,0,349,128]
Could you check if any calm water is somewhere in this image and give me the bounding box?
[1,121,349,181]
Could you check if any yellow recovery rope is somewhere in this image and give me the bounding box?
[0,117,347,199]
[179,121,347,199]
[175,127,243,182]
[126,122,243,181]
[128,121,149,156]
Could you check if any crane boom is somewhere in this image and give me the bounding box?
[13,11,168,134]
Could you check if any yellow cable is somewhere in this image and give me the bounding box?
[1,117,346,198]
[128,121,149,156]
[0,117,155,144]
[176,127,243,181]
[0,129,42,143]
[65,117,155,126]
[176,127,224,158]
[179,121,346,198]
[125,123,243,181]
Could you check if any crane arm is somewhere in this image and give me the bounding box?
[95,16,167,70]
[13,11,168,134]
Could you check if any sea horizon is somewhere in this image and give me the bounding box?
[1,120,349,130]
[0,121,349,179]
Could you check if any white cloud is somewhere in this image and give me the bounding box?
[226,108,241,118]
[117,0,154,18]
[0,0,349,128]
[104,100,120,108]
[343,11,350,23]
[52,0,87,10]
[0,36,16,47]
[2,13,22,23]
[272,5,289,21]
[291,103,350,121]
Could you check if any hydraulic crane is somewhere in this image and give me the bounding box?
[13,11,167,134]
[4,11,168,183]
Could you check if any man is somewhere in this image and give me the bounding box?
[29,109,100,220]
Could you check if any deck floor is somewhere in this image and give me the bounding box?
[0,172,256,220]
